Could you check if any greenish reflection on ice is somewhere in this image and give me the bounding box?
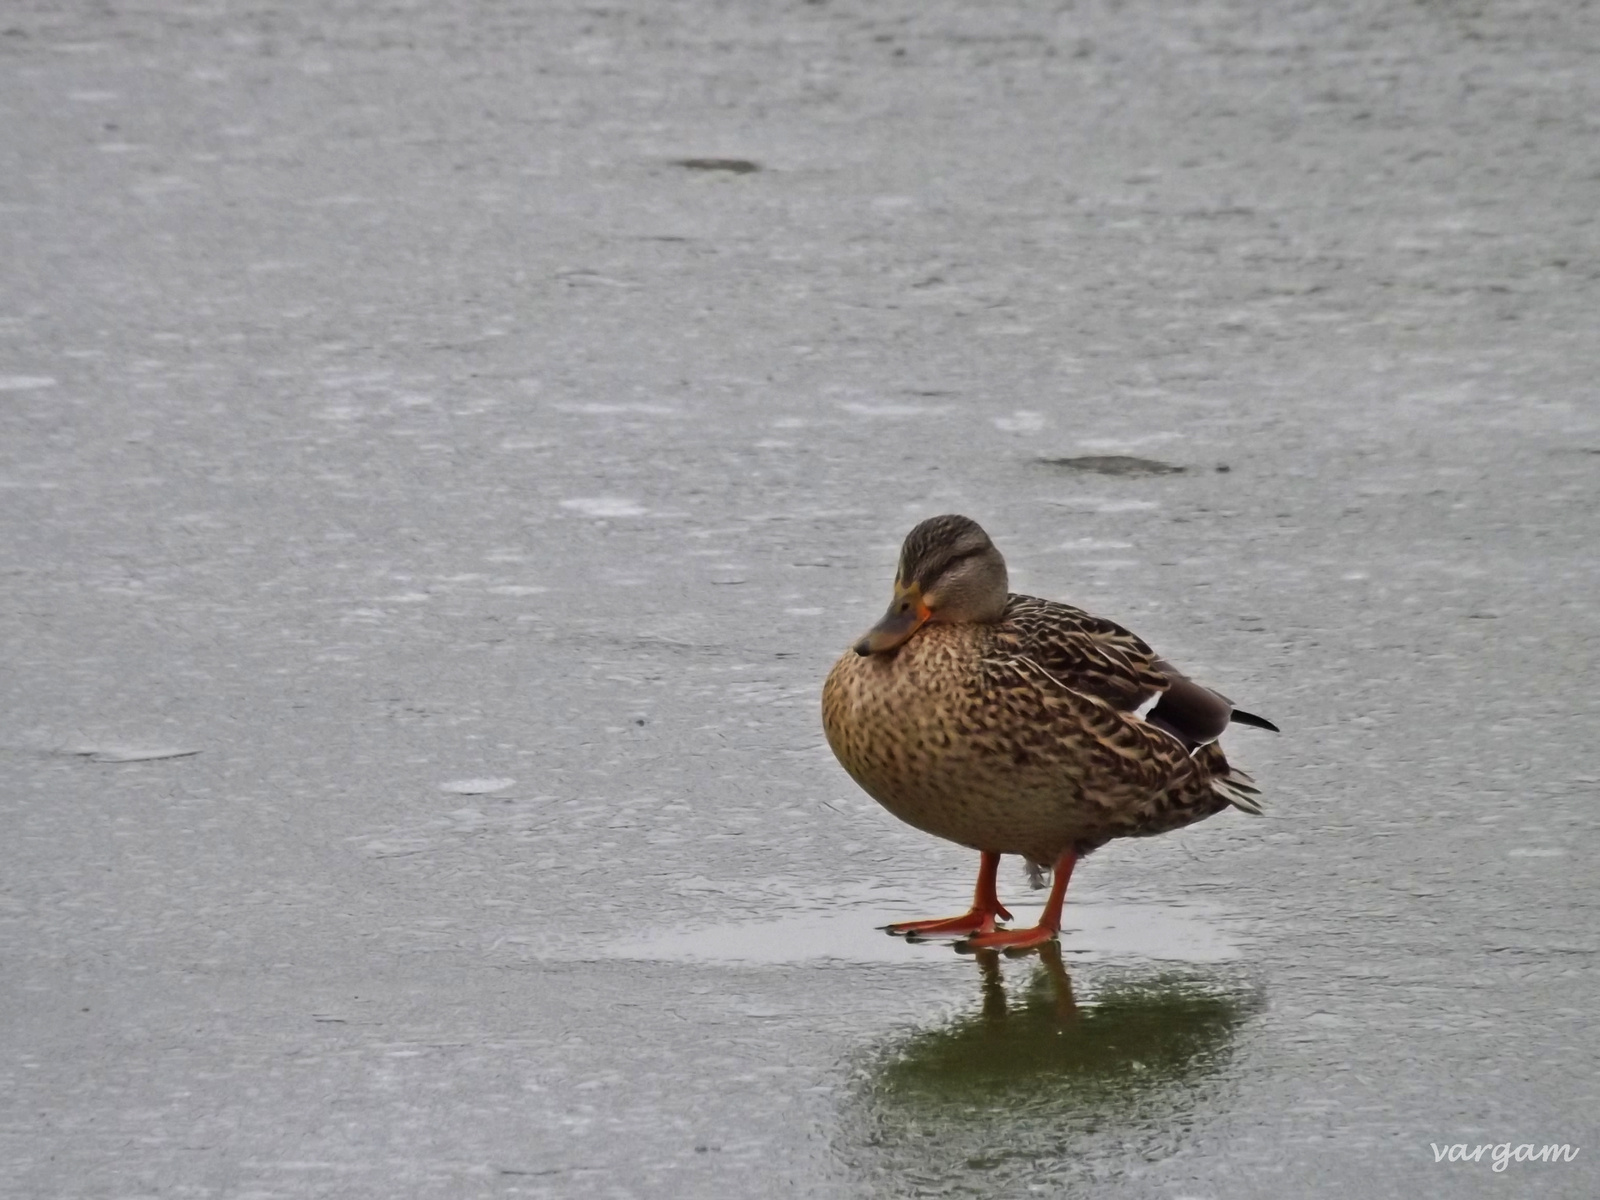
[840,946,1260,1195]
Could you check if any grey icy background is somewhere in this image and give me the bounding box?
[3,1,1597,1198]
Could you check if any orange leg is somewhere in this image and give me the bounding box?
[883,851,1013,939]
[957,849,1077,953]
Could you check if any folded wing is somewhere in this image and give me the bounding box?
[1000,594,1278,752]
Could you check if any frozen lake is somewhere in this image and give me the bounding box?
[3,1,1596,1196]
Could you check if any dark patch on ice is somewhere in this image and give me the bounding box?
[1035,455,1185,477]
[673,158,761,174]
[67,746,201,763]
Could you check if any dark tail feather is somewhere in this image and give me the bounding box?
[1229,708,1279,733]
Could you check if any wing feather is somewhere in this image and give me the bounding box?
[998,595,1167,713]
[1000,593,1274,751]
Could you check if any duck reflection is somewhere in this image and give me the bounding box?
[840,947,1259,1193]
[890,943,1254,1088]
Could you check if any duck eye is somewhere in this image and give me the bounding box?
[898,601,910,613]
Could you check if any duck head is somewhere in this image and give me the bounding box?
[853,514,1010,656]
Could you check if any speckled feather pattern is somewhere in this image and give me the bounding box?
[821,594,1243,866]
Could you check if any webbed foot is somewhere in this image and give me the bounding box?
[954,923,1060,954]
[882,904,1012,940]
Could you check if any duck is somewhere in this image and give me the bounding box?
[821,514,1277,952]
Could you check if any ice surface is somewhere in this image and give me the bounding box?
[3,1,1597,1197]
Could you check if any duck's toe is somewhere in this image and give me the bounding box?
[882,906,1010,940]
[954,923,1060,954]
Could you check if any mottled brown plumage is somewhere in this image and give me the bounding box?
[821,514,1275,951]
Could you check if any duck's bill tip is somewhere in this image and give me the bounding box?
[853,604,928,655]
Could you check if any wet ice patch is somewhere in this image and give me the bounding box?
[1507,847,1565,858]
[603,901,1238,966]
[561,497,648,518]
[0,376,57,392]
[439,778,515,795]
[487,585,548,596]
[608,911,932,965]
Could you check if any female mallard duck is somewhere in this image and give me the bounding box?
[821,514,1277,952]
